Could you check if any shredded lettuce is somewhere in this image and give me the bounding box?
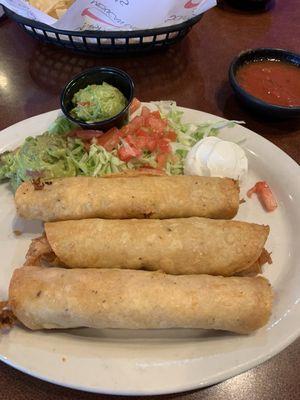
[153,101,244,175]
[0,105,243,191]
[68,142,131,176]
[133,151,158,169]
[0,115,129,191]
[154,101,243,146]
[0,135,133,191]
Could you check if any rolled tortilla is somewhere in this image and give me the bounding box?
[9,266,273,333]
[15,176,239,222]
[34,217,269,276]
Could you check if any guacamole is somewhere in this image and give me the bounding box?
[0,132,76,192]
[71,82,127,123]
[0,116,130,191]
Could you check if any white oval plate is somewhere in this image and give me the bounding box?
[0,107,299,395]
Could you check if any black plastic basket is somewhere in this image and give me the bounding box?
[4,6,203,55]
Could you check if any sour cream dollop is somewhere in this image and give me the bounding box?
[184,137,248,182]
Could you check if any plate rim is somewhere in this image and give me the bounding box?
[0,106,299,395]
[1,326,300,396]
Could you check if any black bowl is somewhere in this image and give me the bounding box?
[229,48,300,118]
[225,0,272,10]
[61,66,134,131]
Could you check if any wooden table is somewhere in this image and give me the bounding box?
[0,1,299,399]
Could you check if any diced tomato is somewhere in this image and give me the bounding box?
[119,124,131,137]
[145,137,157,152]
[247,181,278,212]
[118,139,142,162]
[157,137,171,153]
[127,133,157,153]
[141,106,151,118]
[77,102,177,168]
[149,111,161,119]
[69,130,104,139]
[124,134,136,146]
[129,98,141,114]
[165,130,177,141]
[130,129,154,151]
[156,153,169,169]
[247,186,256,198]
[129,115,145,131]
[96,127,121,151]
[125,134,147,150]
[135,128,149,137]
[146,115,168,134]
[78,101,91,107]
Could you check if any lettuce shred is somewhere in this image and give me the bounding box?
[0,108,242,191]
[153,101,243,175]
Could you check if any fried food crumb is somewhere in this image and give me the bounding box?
[62,357,66,362]
[13,230,22,236]
[258,248,273,265]
[32,178,44,190]
[0,301,16,330]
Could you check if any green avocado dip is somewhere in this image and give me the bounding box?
[70,82,127,123]
[0,116,130,192]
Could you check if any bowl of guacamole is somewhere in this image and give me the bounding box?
[61,67,134,131]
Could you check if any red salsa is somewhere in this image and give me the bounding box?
[236,60,300,107]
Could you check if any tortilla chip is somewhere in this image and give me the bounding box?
[55,8,68,19]
[29,0,75,18]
